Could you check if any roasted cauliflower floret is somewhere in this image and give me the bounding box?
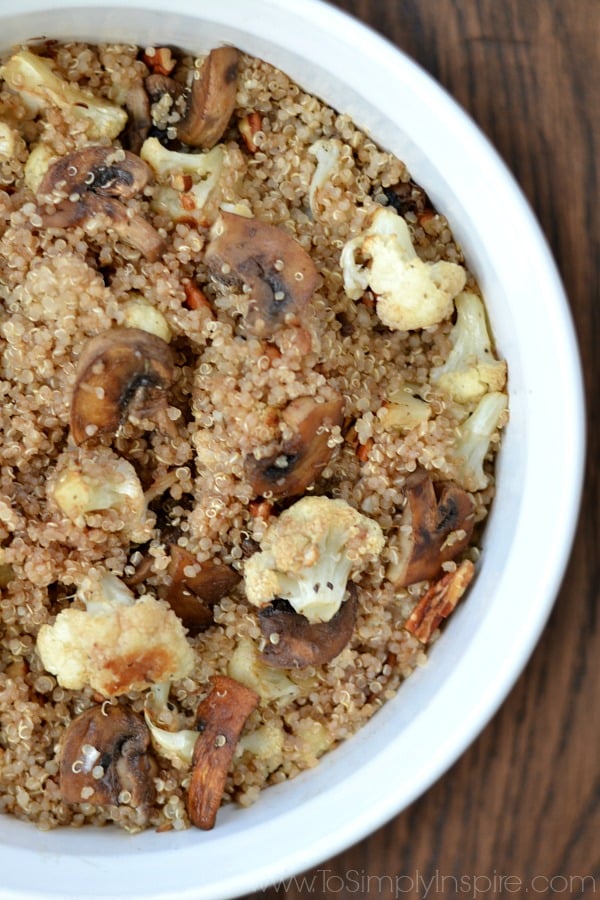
[0,50,127,140]
[140,137,240,225]
[51,447,151,543]
[308,138,343,215]
[453,391,508,491]
[341,206,466,331]
[431,291,507,403]
[36,573,195,697]
[243,495,385,623]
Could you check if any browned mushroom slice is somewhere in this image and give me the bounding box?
[70,326,176,445]
[389,471,475,587]
[158,545,241,634]
[245,393,344,499]
[38,146,152,200]
[43,193,164,261]
[176,47,240,149]
[205,211,320,336]
[383,178,433,219]
[37,147,163,260]
[145,72,184,103]
[187,675,259,829]
[258,590,358,668]
[123,84,153,154]
[404,559,475,643]
[59,704,156,811]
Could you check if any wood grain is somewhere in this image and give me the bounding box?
[243,2,599,897]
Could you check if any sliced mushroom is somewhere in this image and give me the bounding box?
[388,471,476,587]
[158,545,241,634]
[245,393,344,499]
[145,73,184,105]
[258,589,358,668]
[176,47,240,149]
[42,193,164,261]
[382,178,433,219]
[122,83,153,154]
[59,704,156,811]
[205,211,320,336]
[187,675,259,829]
[70,326,176,445]
[38,146,152,200]
[37,146,163,260]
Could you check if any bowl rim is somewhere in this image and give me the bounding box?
[0,1,586,898]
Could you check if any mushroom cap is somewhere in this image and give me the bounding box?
[258,589,358,668]
[176,47,240,149]
[38,145,152,200]
[205,211,320,336]
[59,704,156,810]
[390,471,476,587]
[245,393,344,499]
[70,326,176,445]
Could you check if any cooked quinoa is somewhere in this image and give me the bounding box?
[0,41,508,833]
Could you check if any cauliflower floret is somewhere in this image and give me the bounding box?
[140,137,241,226]
[244,495,385,624]
[341,206,466,331]
[51,447,151,543]
[453,391,508,491]
[431,291,507,403]
[0,121,18,161]
[0,50,127,140]
[119,295,172,342]
[36,573,195,697]
[308,138,343,215]
[23,142,57,192]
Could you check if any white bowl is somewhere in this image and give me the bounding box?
[0,2,585,898]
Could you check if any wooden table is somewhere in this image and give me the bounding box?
[245,2,599,897]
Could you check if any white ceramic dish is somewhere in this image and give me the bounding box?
[0,1,585,898]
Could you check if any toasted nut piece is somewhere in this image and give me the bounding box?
[205,211,320,336]
[238,111,262,153]
[176,47,240,148]
[158,545,241,634]
[182,278,214,314]
[258,589,358,668]
[404,559,475,643]
[70,326,176,445]
[143,47,177,76]
[245,393,344,499]
[59,704,156,811]
[388,471,475,587]
[187,675,259,829]
[38,146,152,200]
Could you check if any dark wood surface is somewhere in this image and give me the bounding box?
[244,2,599,898]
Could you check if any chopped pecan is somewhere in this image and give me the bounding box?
[187,675,259,829]
[404,559,475,643]
[238,111,262,153]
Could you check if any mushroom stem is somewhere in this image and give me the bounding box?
[187,675,259,829]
